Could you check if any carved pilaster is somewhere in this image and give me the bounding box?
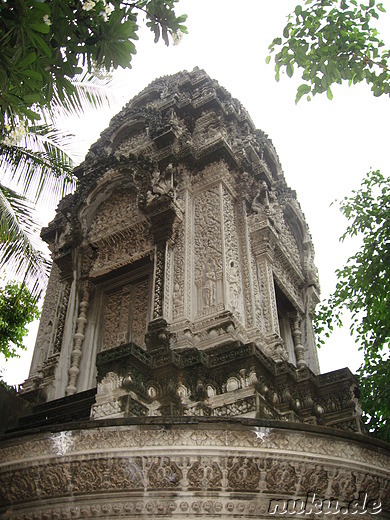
[53,281,71,353]
[291,314,306,369]
[255,253,288,362]
[65,284,90,396]
[184,188,193,320]
[221,185,244,321]
[256,254,279,337]
[237,199,257,330]
[146,196,182,349]
[152,243,165,320]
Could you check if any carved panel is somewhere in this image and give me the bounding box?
[90,222,153,277]
[227,457,261,490]
[132,279,150,346]
[265,461,297,494]
[213,396,257,417]
[164,242,173,319]
[151,243,165,320]
[147,457,183,488]
[237,200,257,329]
[299,466,329,496]
[114,128,150,156]
[331,470,357,497]
[184,187,193,320]
[53,281,71,353]
[269,202,302,270]
[256,256,279,336]
[103,277,150,350]
[222,186,244,319]
[88,189,144,243]
[188,459,223,489]
[28,264,67,376]
[103,291,123,350]
[172,221,185,319]
[194,185,224,317]
[71,458,144,492]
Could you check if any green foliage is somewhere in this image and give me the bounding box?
[268,0,390,102]
[0,281,40,360]
[0,378,17,393]
[0,0,187,130]
[0,122,77,296]
[314,170,390,441]
[0,0,186,294]
[0,182,51,295]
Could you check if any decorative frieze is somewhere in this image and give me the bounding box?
[0,422,389,518]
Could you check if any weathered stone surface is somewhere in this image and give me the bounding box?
[0,420,389,518]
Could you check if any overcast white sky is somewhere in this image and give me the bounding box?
[2,0,389,384]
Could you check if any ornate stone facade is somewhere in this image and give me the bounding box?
[21,68,325,402]
[2,69,389,518]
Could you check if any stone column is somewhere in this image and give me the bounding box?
[291,314,306,369]
[65,284,90,396]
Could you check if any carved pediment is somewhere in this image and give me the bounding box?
[88,189,146,244]
[90,222,154,278]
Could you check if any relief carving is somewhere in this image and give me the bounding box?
[91,222,153,276]
[299,466,329,496]
[88,189,143,243]
[222,187,244,319]
[187,459,223,489]
[265,461,297,494]
[227,457,261,490]
[146,164,175,204]
[194,186,224,317]
[103,278,150,350]
[26,264,67,382]
[147,457,183,488]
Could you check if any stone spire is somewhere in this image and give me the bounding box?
[21,68,361,432]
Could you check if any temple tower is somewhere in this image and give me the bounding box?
[1,69,389,519]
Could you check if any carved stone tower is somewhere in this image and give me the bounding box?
[1,69,389,518]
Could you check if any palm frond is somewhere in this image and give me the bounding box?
[0,126,76,205]
[49,72,124,122]
[0,183,50,296]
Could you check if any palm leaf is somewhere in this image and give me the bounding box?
[0,125,76,205]
[0,183,50,296]
[48,72,123,122]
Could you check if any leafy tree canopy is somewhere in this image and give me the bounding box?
[0,281,40,361]
[0,0,187,131]
[267,0,390,102]
[314,170,390,441]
